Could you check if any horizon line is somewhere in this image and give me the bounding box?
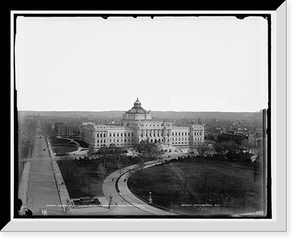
[17,109,266,113]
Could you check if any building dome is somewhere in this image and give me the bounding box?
[126,98,150,115]
[134,98,142,107]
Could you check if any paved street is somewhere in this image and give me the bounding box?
[101,160,176,216]
[19,124,181,216]
[24,124,64,215]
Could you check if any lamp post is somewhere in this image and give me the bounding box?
[108,195,113,209]
[148,192,153,205]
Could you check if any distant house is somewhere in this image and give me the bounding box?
[54,123,73,137]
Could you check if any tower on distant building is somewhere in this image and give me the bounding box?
[122,98,152,121]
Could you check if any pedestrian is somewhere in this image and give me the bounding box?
[65,199,70,213]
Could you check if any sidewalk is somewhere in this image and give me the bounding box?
[117,163,175,216]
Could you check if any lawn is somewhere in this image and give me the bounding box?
[52,145,78,154]
[57,160,110,198]
[73,139,89,148]
[49,136,78,154]
[57,157,139,199]
[127,158,265,216]
[49,136,71,145]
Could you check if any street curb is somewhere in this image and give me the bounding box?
[115,160,176,216]
[47,136,71,213]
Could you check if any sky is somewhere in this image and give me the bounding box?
[15,16,268,112]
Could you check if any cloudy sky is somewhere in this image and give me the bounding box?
[15,15,268,112]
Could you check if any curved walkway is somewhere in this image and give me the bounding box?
[101,159,176,216]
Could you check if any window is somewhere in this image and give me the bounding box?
[110,133,112,137]
[121,133,123,137]
[100,134,102,137]
[117,139,119,142]
[125,139,126,142]
[117,133,119,137]
[124,133,126,137]
[113,133,115,137]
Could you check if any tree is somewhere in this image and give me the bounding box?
[214,140,241,161]
[97,163,107,178]
[197,171,217,205]
[134,139,163,162]
[95,145,109,167]
[217,188,231,214]
[87,145,95,158]
[171,167,193,201]
[194,142,210,158]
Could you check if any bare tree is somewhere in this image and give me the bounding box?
[197,172,217,205]
[239,189,248,210]
[87,145,95,159]
[97,163,107,178]
[194,142,210,158]
[217,188,231,214]
[172,168,193,201]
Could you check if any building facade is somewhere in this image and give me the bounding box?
[54,122,74,137]
[80,98,204,149]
